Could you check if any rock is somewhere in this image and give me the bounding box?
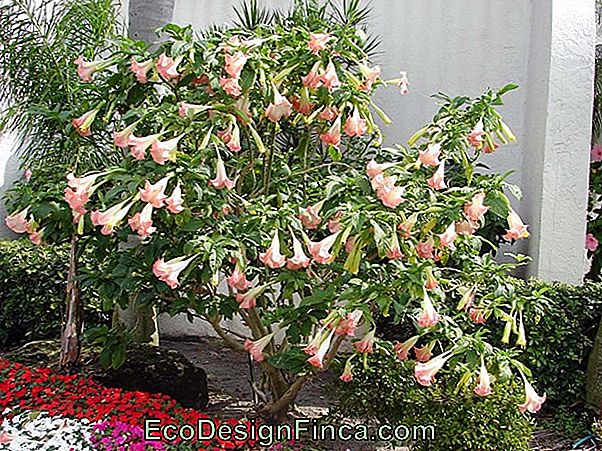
[5,340,209,410]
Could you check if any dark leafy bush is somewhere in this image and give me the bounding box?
[330,350,535,451]
[0,239,109,349]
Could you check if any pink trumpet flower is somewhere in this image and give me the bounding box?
[4,207,31,234]
[438,222,458,249]
[225,51,248,79]
[366,160,396,179]
[320,61,341,92]
[113,123,137,148]
[414,351,454,387]
[456,219,478,236]
[376,177,404,209]
[386,231,403,260]
[424,268,439,290]
[503,209,530,241]
[299,201,323,229]
[244,333,275,362]
[307,330,335,369]
[287,234,311,270]
[265,85,293,122]
[335,310,362,336]
[394,336,419,361]
[474,360,493,396]
[302,62,323,89]
[235,284,268,310]
[418,292,440,328]
[344,108,368,137]
[468,120,485,149]
[219,77,242,97]
[227,123,242,153]
[259,230,287,269]
[354,330,375,354]
[320,116,342,148]
[128,203,156,237]
[153,255,196,289]
[24,168,32,182]
[319,105,338,121]
[156,53,182,80]
[29,228,43,245]
[227,266,250,292]
[358,63,381,91]
[128,134,160,161]
[340,359,354,382]
[151,135,182,165]
[464,192,489,222]
[166,184,184,214]
[74,56,103,82]
[139,176,170,208]
[518,379,546,414]
[90,201,133,235]
[72,109,98,137]
[396,71,409,95]
[308,32,333,55]
[418,143,441,167]
[209,154,235,190]
[130,58,154,83]
[427,161,447,190]
[469,308,486,325]
[308,231,340,264]
[414,344,433,363]
[178,102,209,118]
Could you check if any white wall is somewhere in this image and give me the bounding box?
[0,133,20,237]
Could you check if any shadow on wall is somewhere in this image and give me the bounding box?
[0,133,21,238]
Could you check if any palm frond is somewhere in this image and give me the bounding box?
[329,0,372,28]
[232,0,273,30]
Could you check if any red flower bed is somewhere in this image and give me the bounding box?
[0,357,253,450]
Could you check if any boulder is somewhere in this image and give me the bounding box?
[5,340,208,410]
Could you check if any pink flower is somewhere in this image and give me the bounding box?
[5,207,31,234]
[227,123,242,152]
[591,144,602,162]
[72,109,98,137]
[366,160,396,178]
[386,232,403,259]
[344,108,368,137]
[225,51,248,79]
[438,222,457,249]
[128,203,156,237]
[287,234,311,270]
[414,345,433,363]
[90,201,132,235]
[308,231,340,264]
[398,214,418,238]
[308,32,333,55]
[455,219,478,236]
[139,176,169,208]
[178,102,208,118]
[418,293,440,328]
[376,177,404,208]
[319,105,339,121]
[416,240,435,259]
[586,233,599,252]
[503,209,529,241]
[236,285,268,309]
[265,86,293,122]
[301,62,323,89]
[394,336,419,361]
[518,380,546,414]
[24,168,32,182]
[113,123,137,148]
[464,192,489,222]
[209,155,235,190]
[414,352,453,387]
[153,255,196,289]
[166,184,184,214]
[307,330,334,369]
[320,61,341,92]
[483,142,499,154]
[424,268,439,290]
[320,116,342,148]
[227,267,250,291]
[340,359,354,382]
[299,202,323,229]
[0,432,14,444]
[468,120,485,149]
[259,230,287,269]
[156,53,182,80]
[469,308,486,325]
[130,58,154,83]
[328,211,343,233]
[151,136,182,165]
[335,310,362,336]
[358,63,381,91]
[244,333,274,362]
[220,77,242,97]
[74,55,102,82]
[427,161,447,190]
[128,134,160,160]
[291,88,315,116]
[396,71,409,95]
[354,330,375,354]
[474,361,493,396]
[418,143,441,167]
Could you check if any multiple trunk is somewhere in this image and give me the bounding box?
[59,234,83,372]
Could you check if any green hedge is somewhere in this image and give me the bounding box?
[0,239,109,349]
[331,351,535,451]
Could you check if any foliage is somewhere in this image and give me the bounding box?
[330,349,535,451]
[4,0,539,419]
[0,239,109,349]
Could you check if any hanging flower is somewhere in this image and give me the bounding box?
[307,330,335,369]
[235,285,268,309]
[376,177,404,208]
[74,56,104,82]
[209,154,235,190]
[265,85,293,122]
[301,62,323,89]
[90,201,133,235]
[24,168,32,182]
[113,123,137,148]
[418,292,440,328]
[130,58,154,83]
[244,333,274,362]
[424,267,439,290]
[396,71,409,94]
[320,61,341,92]
[358,63,381,91]
[128,203,156,237]
[319,105,339,121]
[335,310,362,336]
[152,255,196,289]
[225,51,248,79]
[394,336,419,361]
[287,234,311,270]
[344,108,367,137]
[518,379,546,414]
[227,122,242,153]
[165,184,184,214]
[469,308,486,325]
[503,209,529,241]
[227,266,250,291]
[464,192,489,222]
[456,219,478,236]
[156,53,182,80]
[4,207,31,234]
[219,77,242,97]
[474,360,493,396]
[414,344,433,363]
[586,233,599,252]
[427,161,447,190]
[386,231,403,259]
[178,102,209,118]
[418,143,441,167]
[328,211,343,233]
[398,213,418,238]
[416,238,435,259]
[128,134,160,160]
[299,201,323,229]
[308,231,340,264]
[291,88,315,116]
[438,222,457,249]
[308,32,333,55]
[139,176,170,208]
[414,351,453,387]
[339,358,354,382]
[366,160,396,179]
[320,115,342,147]
[151,135,182,165]
[259,230,287,269]
[353,330,375,354]
[72,109,98,137]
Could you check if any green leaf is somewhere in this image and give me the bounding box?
[267,348,308,374]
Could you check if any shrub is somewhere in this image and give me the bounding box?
[330,349,535,451]
[0,239,109,349]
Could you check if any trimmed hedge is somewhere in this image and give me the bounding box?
[0,239,109,349]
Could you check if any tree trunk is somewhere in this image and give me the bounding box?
[586,319,602,410]
[59,234,83,372]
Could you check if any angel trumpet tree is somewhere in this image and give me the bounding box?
[5,1,544,421]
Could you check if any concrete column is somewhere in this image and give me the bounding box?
[522,0,595,284]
